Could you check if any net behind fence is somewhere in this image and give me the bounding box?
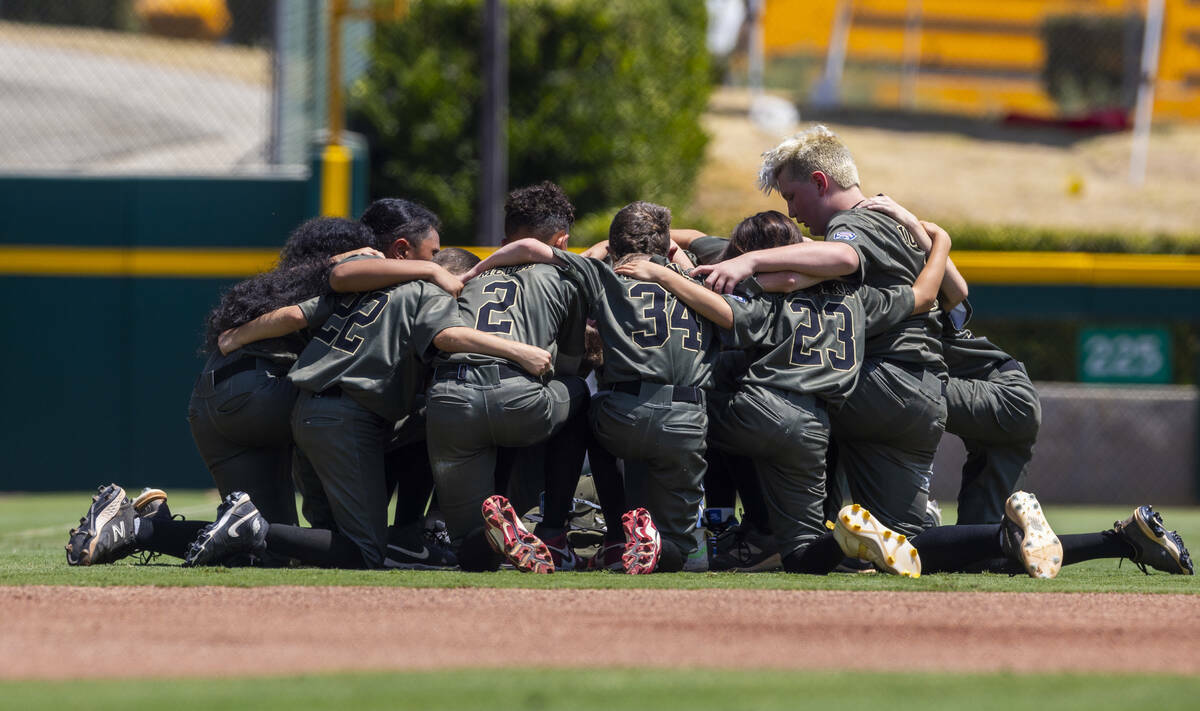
[0,1,376,175]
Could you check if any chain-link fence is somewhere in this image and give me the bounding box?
[0,1,376,174]
[738,0,1200,122]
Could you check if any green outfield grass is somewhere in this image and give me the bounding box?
[2,669,1199,711]
[0,490,1195,593]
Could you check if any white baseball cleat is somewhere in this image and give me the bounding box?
[1001,491,1062,579]
[833,504,921,578]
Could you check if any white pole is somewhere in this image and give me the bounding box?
[812,0,853,108]
[748,0,764,96]
[1129,0,1165,185]
[900,0,923,108]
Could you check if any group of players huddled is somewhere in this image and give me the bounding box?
[66,126,1193,578]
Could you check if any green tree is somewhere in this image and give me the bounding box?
[349,0,711,244]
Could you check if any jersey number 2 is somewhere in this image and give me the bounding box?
[475,280,519,334]
[314,291,389,355]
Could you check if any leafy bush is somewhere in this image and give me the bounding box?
[942,223,1200,255]
[349,0,711,244]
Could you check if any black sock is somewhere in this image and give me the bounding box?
[911,524,1003,573]
[386,441,434,529]
[540,407,588,530]
[726,456,771,534]
[703,448,738,509]
[457,528,503,572]
[588,435,626,543]
[137,519,208,560]
[782,534,843,574]
[264,524,366,568]
[1062,531,1132,565]
[656,539,684,573]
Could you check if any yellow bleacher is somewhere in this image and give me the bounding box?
[763,0,1200,120]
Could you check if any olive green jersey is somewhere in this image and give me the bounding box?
[289,281,462,422]
[939,301,1012,379]
[438,262,585,370]
[722,281,914,406]
[689,235,730,265]
[237,333,308,365]
[825,208,944,370]
[554,249,716,388]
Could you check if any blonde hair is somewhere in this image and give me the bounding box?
[757,125,860,194]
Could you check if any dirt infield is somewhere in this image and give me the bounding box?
[3,586,1198,680]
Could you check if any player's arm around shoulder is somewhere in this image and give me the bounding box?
[614,258,733,330]
[692,241,859,294]
[911,221,952,314]
[461,238,562,282]
[330,255,462,297]
[218,305,308,355]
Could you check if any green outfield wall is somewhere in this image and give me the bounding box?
[2,174,1199,493]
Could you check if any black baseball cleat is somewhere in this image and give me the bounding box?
[1113,505,1194,575]
[710,524,782,572]
[183,492,268,567]
[133,487,173,523]
[1000,491,1062,579]
[383,522,458,570]
[65,484,137,566]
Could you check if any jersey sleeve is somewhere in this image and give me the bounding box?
[332,253,384,267]
[297,295,333,330]
[824,215,872,284]
[688,235,730,265]
[552,247,606,310]
[720,293,775,349]
[859,285,915,338]
[411,286,466,360]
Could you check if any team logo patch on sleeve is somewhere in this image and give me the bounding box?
[829,230,857,242]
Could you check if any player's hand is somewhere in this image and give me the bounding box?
[614,259,667,283]
[430,265,464,297]
[860,195,931,251]
[667,240,695,270]
[693,255,754,294]
[328,247,384,265]
[580,240,610,261]
[217,327,242,356]
[512,344,554,377]
[921,220,949,243]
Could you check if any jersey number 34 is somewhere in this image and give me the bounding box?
[629,283,702,350]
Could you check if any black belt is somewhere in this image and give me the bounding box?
[211,356,284,387]
[313,385,342,398]
[611,381,703,404]
[433,362,526,381]
[995,358,1022,374]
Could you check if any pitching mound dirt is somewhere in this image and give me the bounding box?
[2,586,1196,680]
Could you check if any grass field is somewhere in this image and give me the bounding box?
[2,490,1195,593]
[3,669,1200,711]
[3,491,1196,710]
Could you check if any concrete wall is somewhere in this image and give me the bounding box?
[932,382,1199,507]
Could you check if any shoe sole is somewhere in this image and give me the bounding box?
[833,504,921,578]
[482,496,554,574]
[1006,492,1062,579]
[383,558,458,571]
[1132,508,1189,574]
[133,488,167,514]
[69,485,128,566]
[621,508,661,575]
[726,552,783,573]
